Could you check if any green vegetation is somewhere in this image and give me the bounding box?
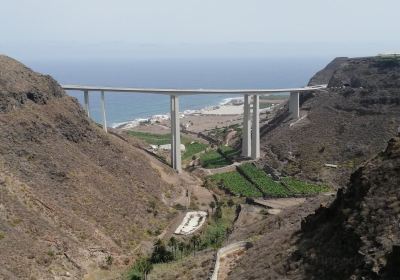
[126,257,153,280]
[281,177,330,195]
[172,203,186,210]
[0,231,4,240]
[127,131,240,166]
[219,145,241,160]
[227,123,242,136]
[200,150,231,168]
[206,123,242,140]
[238,163,291,197]
[106,255,113,266]
[127,131,208,160]
[127,201,237,279]
[206,164,330,199]
[183,141,208,160]
[127,131,172,145]
[150,239,174,263]
[208,171,262,197]
[199,145,240,169]
[259,102,274,109]
[47,250,55,258]
[260,94,289,100]
[200,205,236,248]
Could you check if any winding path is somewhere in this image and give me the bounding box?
[211,241,251,280]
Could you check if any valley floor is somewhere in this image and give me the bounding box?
[118,101,335,280]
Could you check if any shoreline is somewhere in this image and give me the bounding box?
[113,95,287,131]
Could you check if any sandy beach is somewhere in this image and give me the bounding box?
[117,96,287,135]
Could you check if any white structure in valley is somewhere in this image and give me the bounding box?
[174,211,208,235]
[62,84,327,172]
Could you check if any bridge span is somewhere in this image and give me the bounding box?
[62,84,327,172]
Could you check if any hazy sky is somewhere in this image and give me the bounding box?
[1,0,399,61]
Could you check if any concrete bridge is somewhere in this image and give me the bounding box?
[62,85,326,172]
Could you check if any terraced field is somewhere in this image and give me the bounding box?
[208,171,262,197]
[238,163,291,197]
[219,145,241,160]
[281,177,330,195]
[200,150,232,169]
[183,142,208,160]
[207,163,330,199]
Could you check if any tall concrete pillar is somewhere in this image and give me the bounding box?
[289,92,300,119]
[170,96,176,169]
[241,94,251,157]
[171,95,181,172]
[84,90,90,117]
[100,91,107,132]
[251,95,260,159]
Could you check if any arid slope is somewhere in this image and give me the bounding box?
[0,56,179,279]
[230,136,400,280]
[260,56,400,187]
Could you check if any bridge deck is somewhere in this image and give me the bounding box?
[61,84,327,95]
[62,84,327,172]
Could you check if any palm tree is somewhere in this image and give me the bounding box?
[150,239,173,263]
[185,243,191,258]
[168,236,178,259]
[190,235,201,256]
[178,241,185,259]
[135,257,152,280]
[209,201,216,213]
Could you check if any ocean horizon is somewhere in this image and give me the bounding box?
[27,57,330,127]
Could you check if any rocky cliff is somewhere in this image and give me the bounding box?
[260,56,400,187]
[229,136,400,280]
[0,56,179,279]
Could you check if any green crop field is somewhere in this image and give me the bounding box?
[182,142,208,160]
[281,177,330,195]
[219,145,241,160]
[127,131,172,145]
[200,150,232,169]
[127,131,208,160]
[208,171,262,197]
[238,163,291,197]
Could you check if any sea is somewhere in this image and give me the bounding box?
[28,57,329,127]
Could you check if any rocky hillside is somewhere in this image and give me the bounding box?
[229,136,400,280]
[260,56,400,187]
[308,57,348,86]
[0,56,180,279]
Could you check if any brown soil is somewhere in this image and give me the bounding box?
[2,54,399,280]
[229,137,400,280]
[0,55,184,279]
[148,249,216,280]
[259,56,400,188]
[218,249,246,280]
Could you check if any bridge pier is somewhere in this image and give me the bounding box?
[170,95,182,172]
[289,91,300,119]
[251,95,260,159]
[62,84,326,173]
[170,96,176,169]
[84,90,90,117]
[100,90,107,132]
[241,94,251,157]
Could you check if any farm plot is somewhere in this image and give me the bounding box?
[218,146,241,160]
[238,163,291,197]
[208,171,262,197]
[281,177,330,195]
[200,150,232,169]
